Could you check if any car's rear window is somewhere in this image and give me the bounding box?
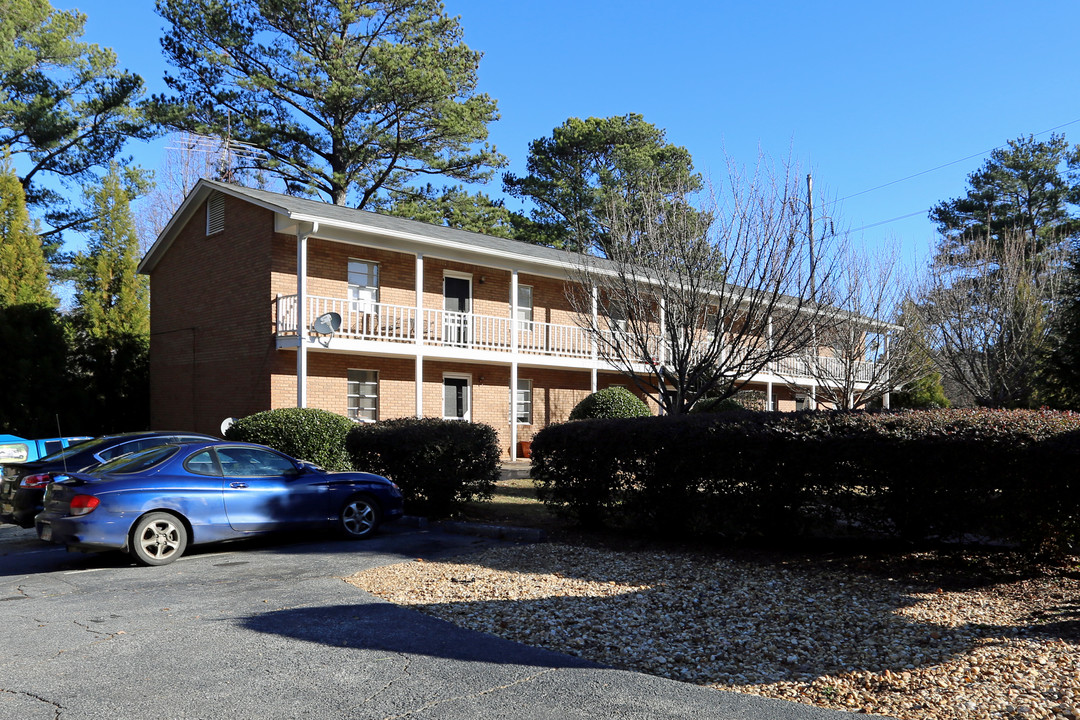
[92,445,178,475]
[38,437,113,462]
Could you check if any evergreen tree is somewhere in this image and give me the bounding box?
[0,156,54,307]
[1,0,150,248]
[74,164,149,339]
[1045,242,1080,408]
[930,133,1080,264]
[387,184,520,239]
[152,0,504,208]
[69,164,150,432]
[0,155,67,435]
[504,114,700,255]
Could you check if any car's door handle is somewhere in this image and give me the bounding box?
[229,482,248,489]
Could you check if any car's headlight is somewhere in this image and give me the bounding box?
[0,444,29,463]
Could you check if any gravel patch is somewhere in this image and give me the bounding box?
[347,543,1080,720]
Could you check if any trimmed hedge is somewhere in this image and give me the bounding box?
[569,387,651,420]
[691,389,768,413]
[531,408,1080,558]
[224,408,354,470]
[346,418,499,518]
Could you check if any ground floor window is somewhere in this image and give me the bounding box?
[443,375,470,420]
[347,369,378,422]
[516,378,532,424]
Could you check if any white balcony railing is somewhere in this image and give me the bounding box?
[276,294,879,382]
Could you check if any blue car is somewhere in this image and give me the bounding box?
[35,441,404,565]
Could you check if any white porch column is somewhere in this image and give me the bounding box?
[766,380,773,411]
[590,284,599,393]
[296,221,318,408]
[882,332,892,410]
[659,297,667,365]
[415,254,424,418]
[510,271,519,460]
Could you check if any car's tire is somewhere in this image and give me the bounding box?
[129,512,188,566]
[338,494,381,539]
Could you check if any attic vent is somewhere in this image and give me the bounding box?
[206,192,225,235]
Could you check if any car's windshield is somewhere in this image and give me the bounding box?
[91,445,178,475]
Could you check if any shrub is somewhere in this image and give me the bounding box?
[531,408,1080,556]
[690,390,768,413]
[569,387,651,420]
[346,418,499,518]
[224,408,355,471]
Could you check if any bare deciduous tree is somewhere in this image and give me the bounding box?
[780,242,923,410]
[567,155,853,415]
[135,133,271,253]
[917,230,1064,407]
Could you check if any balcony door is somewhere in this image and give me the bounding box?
[348,260,379,334]
[443,274,472,346]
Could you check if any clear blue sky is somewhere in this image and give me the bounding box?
[63,0,1080,267]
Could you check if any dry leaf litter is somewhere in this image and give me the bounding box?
[348,544,1080,720]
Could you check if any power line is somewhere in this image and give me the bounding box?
[825,117,1080,234]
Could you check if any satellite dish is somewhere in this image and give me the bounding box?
[220,417,237,436]
[312,312,342,334]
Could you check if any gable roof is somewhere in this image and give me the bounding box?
[137,179,584,276]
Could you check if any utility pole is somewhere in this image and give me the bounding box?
[807,173,816,296]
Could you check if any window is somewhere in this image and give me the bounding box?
[206,192,225,235]
[516,285,533,322]
[216,447,297,477]
[348,260,379,308]
[93,446,178,475]
[443,375,470,420]
[347,370,378,422]
[184,450,221,476]
[516,379,532,424]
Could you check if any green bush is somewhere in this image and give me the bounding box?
[569,387,651,420]
[531,408,1080,557]
[690,390,768,413]
[224,408,354,471]
[346,418,499,518]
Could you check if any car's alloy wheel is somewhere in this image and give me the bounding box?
[130,512,188,566]
[339,495,381,539]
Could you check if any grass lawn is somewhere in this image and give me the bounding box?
[455,476,569,535]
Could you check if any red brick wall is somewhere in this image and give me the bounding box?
[149,193,279,435]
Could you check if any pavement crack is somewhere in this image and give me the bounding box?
[0,688,64,719]
[378,667,559,719]
[355,653,412,707]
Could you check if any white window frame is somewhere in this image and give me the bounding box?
[516,285,533,323]
[515,378,533,425]
[348,259,380,308]
[347,369,379,423]
[442,373,472,421]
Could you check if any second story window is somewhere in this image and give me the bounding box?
[348,260,379,310]
[516,285,533,323]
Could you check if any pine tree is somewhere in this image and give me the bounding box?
[69,164,150,432]
[74,164,149,339]
[0,155,66,434]
[0,157,54,307]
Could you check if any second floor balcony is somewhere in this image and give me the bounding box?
[275,294,879,383]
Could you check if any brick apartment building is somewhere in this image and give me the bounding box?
[138,179,887,458]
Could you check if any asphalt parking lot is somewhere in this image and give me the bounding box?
[0,522,888,719]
